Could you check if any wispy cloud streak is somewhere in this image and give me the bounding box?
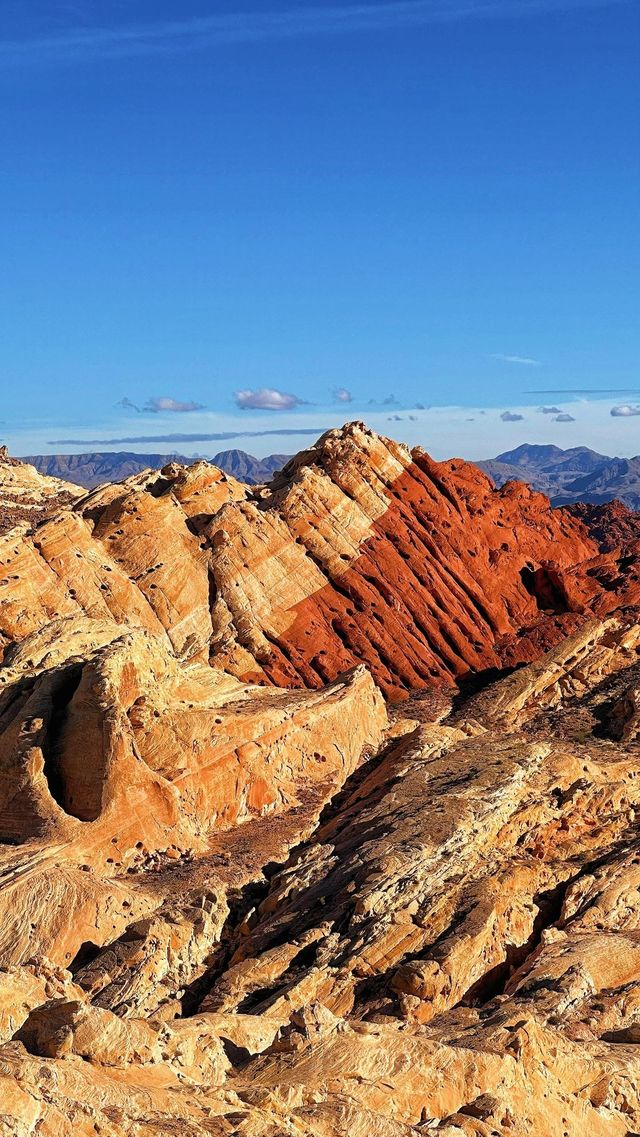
[0,0,634,64]
[48,429,328,445]
[491,353,541,366]
[525,388,640,394]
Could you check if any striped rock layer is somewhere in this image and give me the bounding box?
[0,425,639,1135]
[2,422,640,698]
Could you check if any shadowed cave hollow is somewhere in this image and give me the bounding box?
[520,562,570,614]
[41,663,106,823]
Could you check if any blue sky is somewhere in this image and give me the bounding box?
[0,0,639,459]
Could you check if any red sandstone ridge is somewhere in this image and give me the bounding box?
[567,498,640,553]
[205,423,640,697]
[1,423,639,699]
[2,425,640,1135]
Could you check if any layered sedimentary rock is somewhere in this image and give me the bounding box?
[2,609,640,1134]
[0,618,384,973]
[2,423,640,698]
[0,448,80,535]
[1,424,640,1135]
[0,460,246,662]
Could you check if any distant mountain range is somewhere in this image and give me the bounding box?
[24,449,292,489]
[477,444,640,510]
[21,443,640,509]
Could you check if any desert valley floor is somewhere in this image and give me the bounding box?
[1,423,640,1134]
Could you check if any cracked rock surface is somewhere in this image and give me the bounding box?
[1,425,640,1135]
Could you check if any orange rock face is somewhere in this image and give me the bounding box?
[0,448,80,535]
[0,424,639,1136]
[3,423,639,697]
[205,424,640,697]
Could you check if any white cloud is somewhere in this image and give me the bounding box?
[234,387,306,411]
[333,387,353,404]
[6,396,638,467]
[145,396,204,413]
[491,354,541,367]
[611,404,640,417]
[500,410,525,422]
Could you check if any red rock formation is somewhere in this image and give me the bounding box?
[0,426,640,1135]
[206,424,639,697]
[2,423,640,700]
[568,497,640,552]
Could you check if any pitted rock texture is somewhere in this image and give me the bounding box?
[205,427,604,697]
[2,423,640,699]
[0,425,640,1136]
[568,497,640,552]
[2,614,640,1133]
[0,449,80,535]
[0,618,384,972]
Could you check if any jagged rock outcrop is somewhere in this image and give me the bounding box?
[204,427,604,696]
[0,460,246,662]
[568,497,640,552]
[0,617,384,972]
[0,448,80,535]
[2,615,640,1133]
[2,423,640,698]
[1,424,640,1136]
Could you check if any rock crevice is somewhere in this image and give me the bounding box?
[1,425,640,1135]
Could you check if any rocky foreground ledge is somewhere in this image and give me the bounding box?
[1,424,640,1135]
